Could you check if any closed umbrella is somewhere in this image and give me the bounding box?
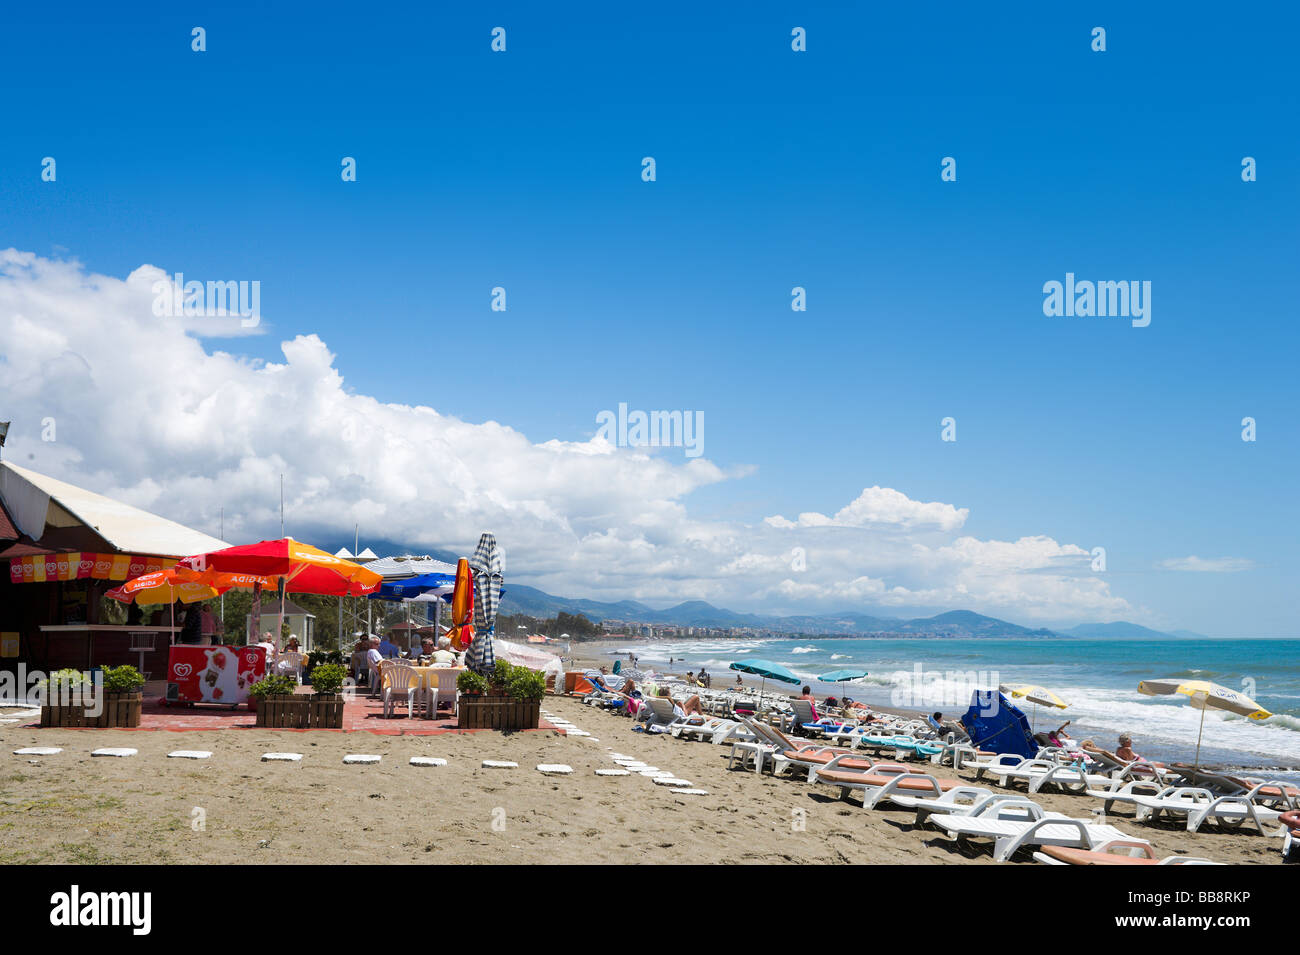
[1138,678,1272,772]
[999,683,1069,732]
[465,534,503,675]
[442,558,475,652]
[729,658,800,709]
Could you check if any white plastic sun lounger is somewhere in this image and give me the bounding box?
[809,758,972,809]
[1089,781,1287,834]
[669,716,736,741]
[929,809,1148,863]
[1132,786,1284,835]
[985,758,1112,794]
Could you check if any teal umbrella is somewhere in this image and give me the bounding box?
[730,659,800,708]
[820,668,868,683]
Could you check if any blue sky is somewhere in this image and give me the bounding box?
[2,2,1297,635]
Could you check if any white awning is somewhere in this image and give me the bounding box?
[0,461,228,558]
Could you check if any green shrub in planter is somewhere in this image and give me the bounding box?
[488,658,513,691]
[40,668,89,691]
[456,670,489,695]
[102,664,145,695]
[249,674,297,699]
[308,662,347,696]
[507,667,546,702]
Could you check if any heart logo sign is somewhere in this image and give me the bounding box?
[173,663,193,678]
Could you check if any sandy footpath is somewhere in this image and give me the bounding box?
[0,695,1284,865]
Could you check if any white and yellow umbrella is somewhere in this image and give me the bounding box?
[1000,683,1069,731]
[1138,678,1272,771]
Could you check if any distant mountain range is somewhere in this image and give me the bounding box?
[495,585,1201,640]
[329,537,1203,639]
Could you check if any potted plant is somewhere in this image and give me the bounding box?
[249,674,298,725]
[506,667,546,703]
[457,662,543,730]
[38,669,91,727]
[456,670,489,697]
[487,659,513,694]
[307,662,348,728]
[99,664,145,727]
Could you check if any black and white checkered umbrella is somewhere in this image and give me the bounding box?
[466,533,504,674]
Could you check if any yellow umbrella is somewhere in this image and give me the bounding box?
[999,683,1068,731]
[1138,678,1272,771]
[107,569,223,605]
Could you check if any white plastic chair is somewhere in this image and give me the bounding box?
[278,651,304,684]
[382,664,418,718]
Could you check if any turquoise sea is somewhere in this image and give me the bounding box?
[604,637,1300,780]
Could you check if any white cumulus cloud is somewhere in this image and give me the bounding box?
[0,250,1137,624]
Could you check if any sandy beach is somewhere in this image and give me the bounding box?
[0,690,1285,865]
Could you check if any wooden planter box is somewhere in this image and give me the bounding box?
[254,693,344,728]
[308,693,344,729]
[457,694,541,730]
[41,693,142,728]
[255,693,309,728]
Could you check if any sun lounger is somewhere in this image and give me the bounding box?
[929,806,1149,862]
[1280,809,1299,862]
[883,789,1003,826]
[670,716,742,742]
[811,758,967,808]
[1169,764,1300,807]
[928,741,994,771]
[984,757,1113,794]
[1032,840,1221,865]
[729,719,844,774]
[1104,784,1286,835]
[637,696,681,733]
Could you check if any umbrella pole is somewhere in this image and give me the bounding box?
[1195,705,1206,772]
[276,582,286,660]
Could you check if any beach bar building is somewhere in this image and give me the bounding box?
[0,461,228,678]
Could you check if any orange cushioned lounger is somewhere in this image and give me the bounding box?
[1039,845,1157,866]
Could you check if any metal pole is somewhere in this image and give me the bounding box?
[219,506,224,640]
[1195,705,1206,772]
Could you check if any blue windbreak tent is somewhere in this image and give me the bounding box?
[961,690,1036,759]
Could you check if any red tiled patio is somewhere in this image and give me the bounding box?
[22,681,563,735]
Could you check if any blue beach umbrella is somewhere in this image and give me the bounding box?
[730,658,800,707]
[819,669,869,683]
[371,573,456,600]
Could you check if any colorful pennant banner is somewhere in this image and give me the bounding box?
[6,553,177,585]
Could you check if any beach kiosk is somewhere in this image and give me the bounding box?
[0,461,230,678]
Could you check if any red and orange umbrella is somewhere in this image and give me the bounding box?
[177,538,382,597]
[446,557,474,651]
[177,538,382,651]
[108,568,217,605]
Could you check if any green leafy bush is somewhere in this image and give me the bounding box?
[102,664,144,694]
[249,674,297,699]
[489,658,513,690]
[308,662,347,696]
[41,668,88,690]
[507,667,546,702]
[457,670,489,695]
